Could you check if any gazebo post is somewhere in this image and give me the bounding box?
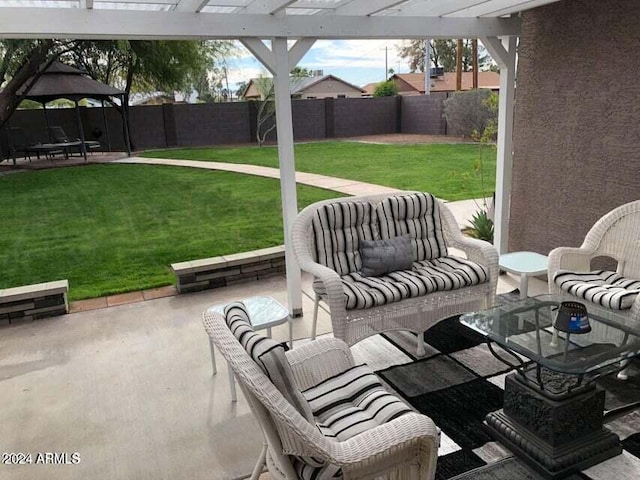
[101,99,112,152]
[121,95,132,157]
[42,102,52,141]
[74,100,88,161]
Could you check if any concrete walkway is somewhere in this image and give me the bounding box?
[114,156,484,227]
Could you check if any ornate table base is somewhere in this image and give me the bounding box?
[484,373,622,479]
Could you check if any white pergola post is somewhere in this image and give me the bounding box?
[481,35,517,254]
[241,37,315,317]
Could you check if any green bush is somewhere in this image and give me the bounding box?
[373,80,399,97]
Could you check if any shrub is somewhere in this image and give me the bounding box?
[444,89,498,139]
[463,209,494,243]
[373,80,399,97]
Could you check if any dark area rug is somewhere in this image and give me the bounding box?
[449,458,588,480]
[366,292,640,480]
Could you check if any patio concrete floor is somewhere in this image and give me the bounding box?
[0,268,548,480]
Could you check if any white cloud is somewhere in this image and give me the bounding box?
[303,39,407,70]
[221,39,415,88]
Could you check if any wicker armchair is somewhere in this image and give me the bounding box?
[203,309,439,480]
[291,192,498,356]
[548,200,640,378]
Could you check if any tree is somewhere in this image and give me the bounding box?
[373,80,399,97]
[290,66,313,77]
[397,39,490,73]
[0,40,67,130]
[0,39,235,129]
[253,75,276,146]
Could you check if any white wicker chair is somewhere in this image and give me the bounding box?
[548,199,640,378]
[203,309,440,480]
[291,192,499,356]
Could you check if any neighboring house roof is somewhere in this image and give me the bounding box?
[361,83,377,96]
[390,71,500,94]
[242,74,365,99]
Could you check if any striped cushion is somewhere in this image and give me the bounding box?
[304,364,413,440]
[313,256,488,310]
[553,270,640,310]
[223,302,314,422]
[311,202,379,276]
[329,272,413,310]
[377,192,448,261]
[412,255,490,291]
[293,365,413,480]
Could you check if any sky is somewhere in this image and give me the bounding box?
[224,39,413,90]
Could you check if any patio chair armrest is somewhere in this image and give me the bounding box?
[326,413,439,469]
[439,200,499,273]
[548,246,594,277]
[299,259,347,314]
[450,235,499,268]
[286,337,355,391]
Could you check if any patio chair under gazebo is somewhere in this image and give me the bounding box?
[7,60,131,164]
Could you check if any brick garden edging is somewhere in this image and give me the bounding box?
[171,246,285,294]
[0,280,69,324]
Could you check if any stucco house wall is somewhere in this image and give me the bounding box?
[299,78,362,99]
[509,0,640,255]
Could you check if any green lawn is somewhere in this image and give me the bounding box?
[0,164,339,301]
[142,141,496,201]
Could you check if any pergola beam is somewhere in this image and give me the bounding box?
[174,0,211,13]
[481,35,517,254]
[240,36,315,316]
[449,0,562,17]
[333,0,408,16]
[241,38,276,74]
[394,0,481,17]
[242,0,297,15]
[0,9,521,40]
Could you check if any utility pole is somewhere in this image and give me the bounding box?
[472,39,478,89]
[456,39,463,91]
[385,46,388,80]
[424,39,431,95]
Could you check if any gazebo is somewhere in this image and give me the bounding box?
[10,60,131,162]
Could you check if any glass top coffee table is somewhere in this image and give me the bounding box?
[460,294,640,479]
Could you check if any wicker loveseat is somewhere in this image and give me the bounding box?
[203,302,439,480]
[292,191,499,356]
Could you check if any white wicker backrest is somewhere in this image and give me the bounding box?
[583,200,640,277]
[203,311,333,461]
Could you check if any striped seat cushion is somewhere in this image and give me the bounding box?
[412,255,490,291]
[311,201,379,276]
[293,365,413,480]
[377,192,448,261]
[313,256,488,310]
[553,270,640,310]
[223,302,314,422]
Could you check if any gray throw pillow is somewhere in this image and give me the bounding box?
[360,235,413,277]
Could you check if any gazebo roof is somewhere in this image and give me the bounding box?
[18,61,124,102]
[0,0,562,40]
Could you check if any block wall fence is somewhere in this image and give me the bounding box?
[0,93,449,157]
